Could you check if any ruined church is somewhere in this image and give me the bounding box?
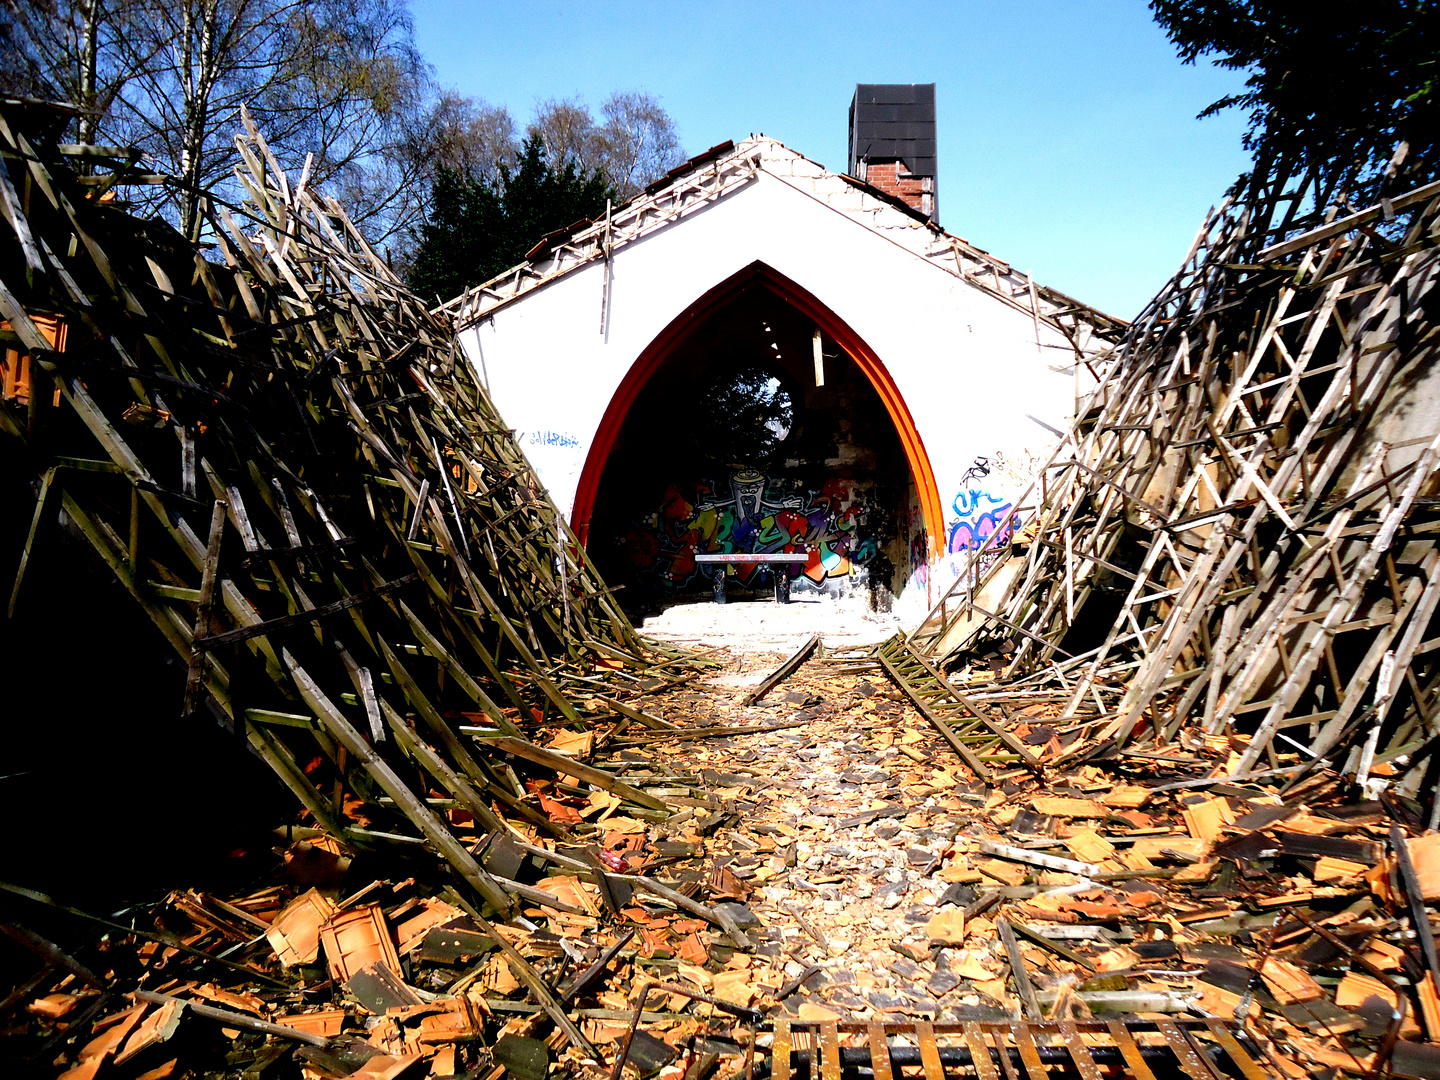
[441,85,1126,617]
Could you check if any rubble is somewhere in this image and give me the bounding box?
[2,648,1419,1079]
[5,94,1440,1080]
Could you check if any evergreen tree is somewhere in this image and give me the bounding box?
[407,135,614,304]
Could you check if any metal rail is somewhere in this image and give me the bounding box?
[876,635,1043,785]
[755,1018,1274,1080]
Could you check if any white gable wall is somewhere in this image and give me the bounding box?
[459,150,1079,612]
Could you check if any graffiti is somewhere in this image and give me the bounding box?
[947,456,1018,572]
[948,489,1015,554]
[961,454,998,486]
[528,430,580,448]
[908,527,929,589]
[621,469,879,592]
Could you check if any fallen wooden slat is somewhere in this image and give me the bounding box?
[134,990,329,1047]
[610,718,814,743]
[743,633,821,705]
[1106,1021,1159,1080]
[485,735,670,812]
[998,918,1043,1020]
[877,650,993,783]
[626,874,751,949]
[979,840,1099,876]
[286,651,513,913]
[0,922,106,990]
[596,693,678,731]
[194,573,418,648]
[440,887,600,1062]
[183,499,227,714]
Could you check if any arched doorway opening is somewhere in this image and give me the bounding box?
[575,262,943,616]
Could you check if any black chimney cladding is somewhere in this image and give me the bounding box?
[848,83,938,223]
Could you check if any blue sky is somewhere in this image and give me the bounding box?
[411,1,1252,320]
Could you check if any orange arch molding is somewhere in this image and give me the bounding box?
[571,261,946,559]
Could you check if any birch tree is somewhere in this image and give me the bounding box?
[1,0,155,144]
[111,0,426,239]
[526,91,686,199]
[3,0,427,241]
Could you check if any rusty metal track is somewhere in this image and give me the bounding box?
[750,1018,1276,1080]
[876,636,1043,785]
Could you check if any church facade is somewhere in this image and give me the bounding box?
[444,128,1124,618]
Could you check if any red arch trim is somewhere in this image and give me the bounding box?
[571,261,946,559]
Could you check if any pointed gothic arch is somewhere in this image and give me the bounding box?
[571,260,945,556]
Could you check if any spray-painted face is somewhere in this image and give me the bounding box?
[730,469,766,521]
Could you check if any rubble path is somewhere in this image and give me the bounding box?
[583,642,1147,1040]
[610,646,1000,1024]
[7,641,1402,1080]
[583,646,1395,1080]
[639,595,903,654]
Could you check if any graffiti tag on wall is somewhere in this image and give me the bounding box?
[528,430,580,448]
[622,469,878,591]
[947,456,1018,572]
[908,526,929,589]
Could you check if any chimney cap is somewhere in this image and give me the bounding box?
[849,83,937,178]
[849,83,938,222]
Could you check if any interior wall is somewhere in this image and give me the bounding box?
[587,288,916,615]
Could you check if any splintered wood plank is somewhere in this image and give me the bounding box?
[6,466,55,618]
[285,651,512,914]
[1106,1021,1157,1080]
[1011,1023,1048,1080]
[744,633,821,705]
[184,498,228,714]
[1155,1020,1215,1080]
[995,1026,1020,1080]
[912,1022,944,1080]
[1203,1020,1270,1080]
[488,736,668,811]
[772,1020,791,1080]
[878,650,993,782]
[901,640,1042,772]
[866,1023,893,1080]
[998,919,1044,1019]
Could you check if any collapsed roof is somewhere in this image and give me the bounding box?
[435,136,1129,358]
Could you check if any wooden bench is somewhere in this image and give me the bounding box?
[693,552,810,604]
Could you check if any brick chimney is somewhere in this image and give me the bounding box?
[848,84,937,224]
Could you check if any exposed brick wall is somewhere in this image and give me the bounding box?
[860,161,933,218]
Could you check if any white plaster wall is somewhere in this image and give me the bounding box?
[459,165,1079,609]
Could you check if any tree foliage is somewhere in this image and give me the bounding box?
[1,3,687,273]
[406,136,614,305]
[2,0,427,240]
[697,366,794,472]
[405,90,686,302]
[1151,1,1438,213]
[1,0,153,144]
[408,90,517,187]
[526,91,685,199]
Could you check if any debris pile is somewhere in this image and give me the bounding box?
[863,168,1440,1074]
[7,91,1440,1080]
[7,642,1429,1080]
[913,173,1440,797]
[0,97,727,1077]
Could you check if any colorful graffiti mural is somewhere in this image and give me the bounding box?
[947,456,1018,571]
[621,469,879,592]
